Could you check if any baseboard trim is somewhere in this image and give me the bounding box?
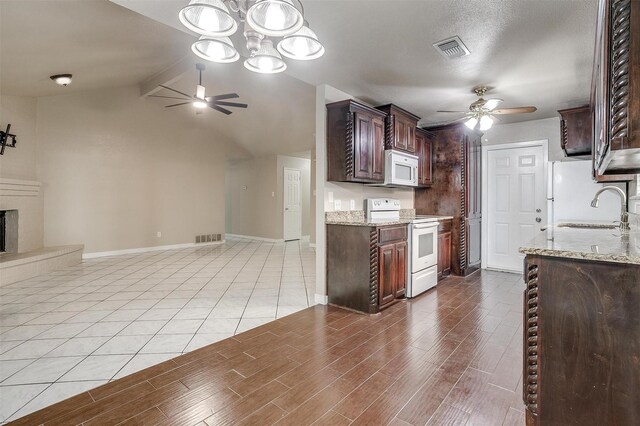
[83,241,225,259]
[226,234,285,243]
[314,293,328,305]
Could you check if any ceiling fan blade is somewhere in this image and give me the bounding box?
[165,102,191,108]
[492,106,537,114]
[211,93,239,101]
[149,94,191,101]
[437,110,470,113]
[213,101,248,108]
[210,105,232,115]
[159,85,193,99]
[483,98,503,111]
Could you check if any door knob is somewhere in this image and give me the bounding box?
[536,208,541,213]
[536,217,542,223]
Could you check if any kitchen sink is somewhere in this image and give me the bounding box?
[557,223,618,230]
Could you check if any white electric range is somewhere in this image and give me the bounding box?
[406,215,439,298]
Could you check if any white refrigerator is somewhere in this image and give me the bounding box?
[548,160,624,226]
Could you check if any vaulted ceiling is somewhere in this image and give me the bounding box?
[1,0,598,156]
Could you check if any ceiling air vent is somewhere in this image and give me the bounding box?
[433,36,470,59]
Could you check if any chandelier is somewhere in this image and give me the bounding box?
[179,0,325,74]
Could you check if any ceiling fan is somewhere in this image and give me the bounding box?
[149,63,248,115]
[436,87,537,131]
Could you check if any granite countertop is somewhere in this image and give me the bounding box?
[519,226,640,265]
[325,210,454,227]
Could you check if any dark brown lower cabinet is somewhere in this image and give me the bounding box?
[327,224,407,314]
[437,219,452,281]
[522,254,640,426]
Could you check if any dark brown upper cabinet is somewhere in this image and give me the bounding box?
[326,100,387,184]
[416,127,433,187]
[375,104,421,154]
[558,106,592,157]
[591,0,640,177]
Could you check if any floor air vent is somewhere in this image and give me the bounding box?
[433,36,470,59]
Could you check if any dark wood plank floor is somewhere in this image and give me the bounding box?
[9,270,525,426]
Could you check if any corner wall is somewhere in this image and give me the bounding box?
[36,85,242,253]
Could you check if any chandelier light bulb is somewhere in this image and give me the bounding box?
[192,36,239,63]
[277,24,325,60]
[193,100,208,109]
[244,39,287,74]
[246,0,304,37]
[179,0,238,36]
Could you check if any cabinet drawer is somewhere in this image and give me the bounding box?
[378,225,407,244]
[438,219,452,233]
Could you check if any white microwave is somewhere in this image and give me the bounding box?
[383,150,419,187]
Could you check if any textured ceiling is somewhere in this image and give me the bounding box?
[0,0,193,97]
[113,0,598,125]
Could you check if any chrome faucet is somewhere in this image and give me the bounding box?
[590,186,629,232]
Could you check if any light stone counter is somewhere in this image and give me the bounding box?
[519,226,640,265]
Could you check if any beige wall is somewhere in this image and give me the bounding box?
[36,85,244,253]
[225,155,279,240]
[225,154,311,241]
[0,95,44,252]
[483,117,570,162]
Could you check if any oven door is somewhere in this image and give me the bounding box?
[411,223,438,273]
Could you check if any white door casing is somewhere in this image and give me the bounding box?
[482,141,548,272]
[283,168,302,241]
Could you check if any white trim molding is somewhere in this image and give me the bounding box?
[314,293,328,305]
[225,234,285,243]
[0,178,41,197]
[481,139,549,272]
[83,241,225,259]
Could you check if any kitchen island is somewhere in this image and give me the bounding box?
[519,227,640,426]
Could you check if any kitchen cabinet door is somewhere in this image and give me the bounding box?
[394,241,407,298]
[438,231,452,280]
[376,104,420,154]
[372,116,385,181]
[353,111,374,180]
[417,128,433,187]
[378,243,396,307]
[558,106,592,157]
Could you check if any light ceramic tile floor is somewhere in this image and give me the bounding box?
[0,238,315,423]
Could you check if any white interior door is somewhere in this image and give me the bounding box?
[486,144,547,272]
[283,168,302,241]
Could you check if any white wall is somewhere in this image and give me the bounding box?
[482,117,569,162]
[36,85,245,253]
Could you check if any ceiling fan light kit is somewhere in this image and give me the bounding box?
[178,0,324,73]
[437,86,537,132]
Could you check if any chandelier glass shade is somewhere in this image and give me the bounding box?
[465,114,494,131]
[244,40,287,73]
[246,0,304,37]
[277,23,324,60]
[179,0,238,37]
[192,36,240,63]
[179,0,323,73]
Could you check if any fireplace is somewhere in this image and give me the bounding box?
[0,210,18,254]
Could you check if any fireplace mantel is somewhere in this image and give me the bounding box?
[0,178,41,197]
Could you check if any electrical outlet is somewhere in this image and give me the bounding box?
[271,191,275,197]
[334,199,342,210]
[156,231,162,238]
[242,185,247,190]
[350,200,355,210]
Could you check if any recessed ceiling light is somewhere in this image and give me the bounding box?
[50,74,72,86]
